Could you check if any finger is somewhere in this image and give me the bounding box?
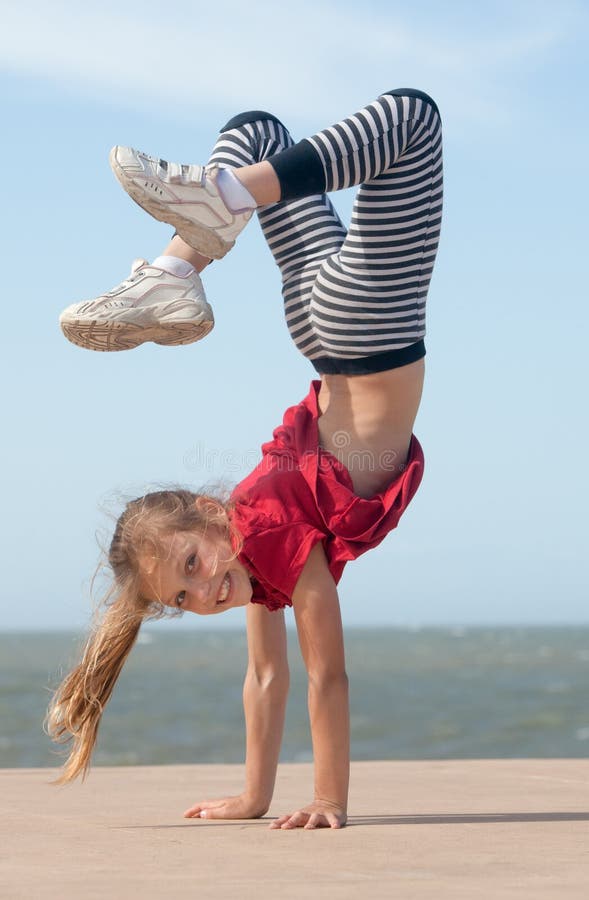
[327,812,343,829]
[269,815,291,830]
[304,813,321,830]
[282,811,307,830]
[184,800,221,818]
[198,805,226,819]
[184,804,203,818]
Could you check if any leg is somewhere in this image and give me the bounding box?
[212,91,443,373]
[205,111,348,359]
[87,91,441,367]
[170,91,442,373]
[308,90,443,373]
[160,235,212,272]
[59,111,347,355]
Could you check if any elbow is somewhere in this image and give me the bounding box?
[245,664,290,693]
[307,668,349,693]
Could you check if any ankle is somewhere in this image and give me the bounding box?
[152,255,196,277]
[215,168,257,213]
[160,236,212,273]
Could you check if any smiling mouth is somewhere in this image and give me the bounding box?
[216,572,231,605]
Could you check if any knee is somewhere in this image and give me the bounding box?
[382,88,440,118]
[220,109,287,133]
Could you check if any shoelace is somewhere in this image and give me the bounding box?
[104,267,145,296]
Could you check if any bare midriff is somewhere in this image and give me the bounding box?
[317,359,425,498]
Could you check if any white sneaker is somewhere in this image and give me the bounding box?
[60,259,214,351]
[109,147,254,259]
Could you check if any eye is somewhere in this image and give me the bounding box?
[175,590,186,608]
[186,553,198,574]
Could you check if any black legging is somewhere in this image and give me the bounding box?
[208,89,443,375]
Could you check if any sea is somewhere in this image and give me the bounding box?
[2,627,589,769]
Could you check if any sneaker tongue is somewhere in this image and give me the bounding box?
[130,258,149,275]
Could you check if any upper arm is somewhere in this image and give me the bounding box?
[245,602,288,681]
[292,542,346,680]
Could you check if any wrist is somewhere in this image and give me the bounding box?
[313,793,348,814]
[242,791,271,817]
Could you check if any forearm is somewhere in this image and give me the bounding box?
[242,669,289,813]
[308,674,350,811]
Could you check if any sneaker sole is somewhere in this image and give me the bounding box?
[109,150,233,260]
[60,314,214,352]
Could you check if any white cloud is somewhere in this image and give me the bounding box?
[0,0,585,130]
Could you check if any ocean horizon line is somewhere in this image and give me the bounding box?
[3,622,589,636]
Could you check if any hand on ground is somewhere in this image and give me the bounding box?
[269,799,347,830]
[184,794,266,820]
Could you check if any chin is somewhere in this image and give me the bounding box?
[234,569,253,607]
[234,585,253,608]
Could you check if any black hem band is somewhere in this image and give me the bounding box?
[311,340,426,376]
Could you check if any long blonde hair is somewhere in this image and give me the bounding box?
[45,489,238,784]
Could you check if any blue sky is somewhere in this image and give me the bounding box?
[1,0,587,631]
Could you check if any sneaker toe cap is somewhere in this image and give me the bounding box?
[110,145,146,174]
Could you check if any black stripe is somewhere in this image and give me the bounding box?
[313,310,422,329]
[356,111,377,182]
[333,122,358,185]
[315,328,424,347]
[321,128,347,191]
[378,95,396,131]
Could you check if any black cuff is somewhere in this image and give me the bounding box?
[268,139,326,201]
[312,340,426,375]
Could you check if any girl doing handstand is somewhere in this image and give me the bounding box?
[50,88,443,829]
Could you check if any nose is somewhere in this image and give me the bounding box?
[191,579,214,611]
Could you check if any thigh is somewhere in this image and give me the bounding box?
[269,192,349,359]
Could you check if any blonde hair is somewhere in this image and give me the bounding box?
[45,489,238,784]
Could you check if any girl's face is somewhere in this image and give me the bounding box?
[139,529,252,615]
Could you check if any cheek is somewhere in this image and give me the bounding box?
[138,572,159,602]
[137,554,165,598]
